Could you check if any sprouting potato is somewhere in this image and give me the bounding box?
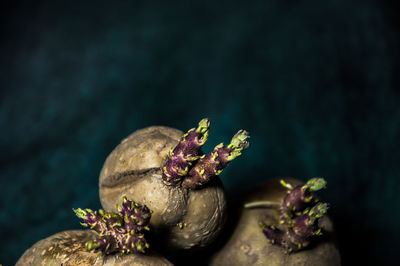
[99,119,249,251]
[16,230,173,266]
[210,178,341,266]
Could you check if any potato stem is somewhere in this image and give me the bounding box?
[244,201,281,209]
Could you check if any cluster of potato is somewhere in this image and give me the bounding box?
[17,121,340,265]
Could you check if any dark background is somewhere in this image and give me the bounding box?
[1,0,399,265]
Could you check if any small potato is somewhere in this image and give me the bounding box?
[99,126,227,251]
[16,230,173,266]
[210,179,341,266]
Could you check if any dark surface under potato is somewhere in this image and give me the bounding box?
[16,230,173,266]
[210,179,341,266]
[99,126,227,251]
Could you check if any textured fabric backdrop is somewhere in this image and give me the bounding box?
[1,0,399,265]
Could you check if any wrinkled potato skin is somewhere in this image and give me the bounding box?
[99,126,227,250]
[210,179,341,266]
[16,230,173,266]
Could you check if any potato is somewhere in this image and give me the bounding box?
[210,179,341,266]
[16,230,173,266]
[99,126,227,251]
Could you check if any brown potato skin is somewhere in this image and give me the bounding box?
[99,126,227,251]
[16,230,173,266]
[210,179,341,266]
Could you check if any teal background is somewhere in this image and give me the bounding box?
[1,0,399,265]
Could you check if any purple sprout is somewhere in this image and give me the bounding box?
[280,178,326,223]
[74,197,152,255]
[246,178,328,253]
[161,118,250,189]
[182,130,250,189]
[162,118,210,186]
